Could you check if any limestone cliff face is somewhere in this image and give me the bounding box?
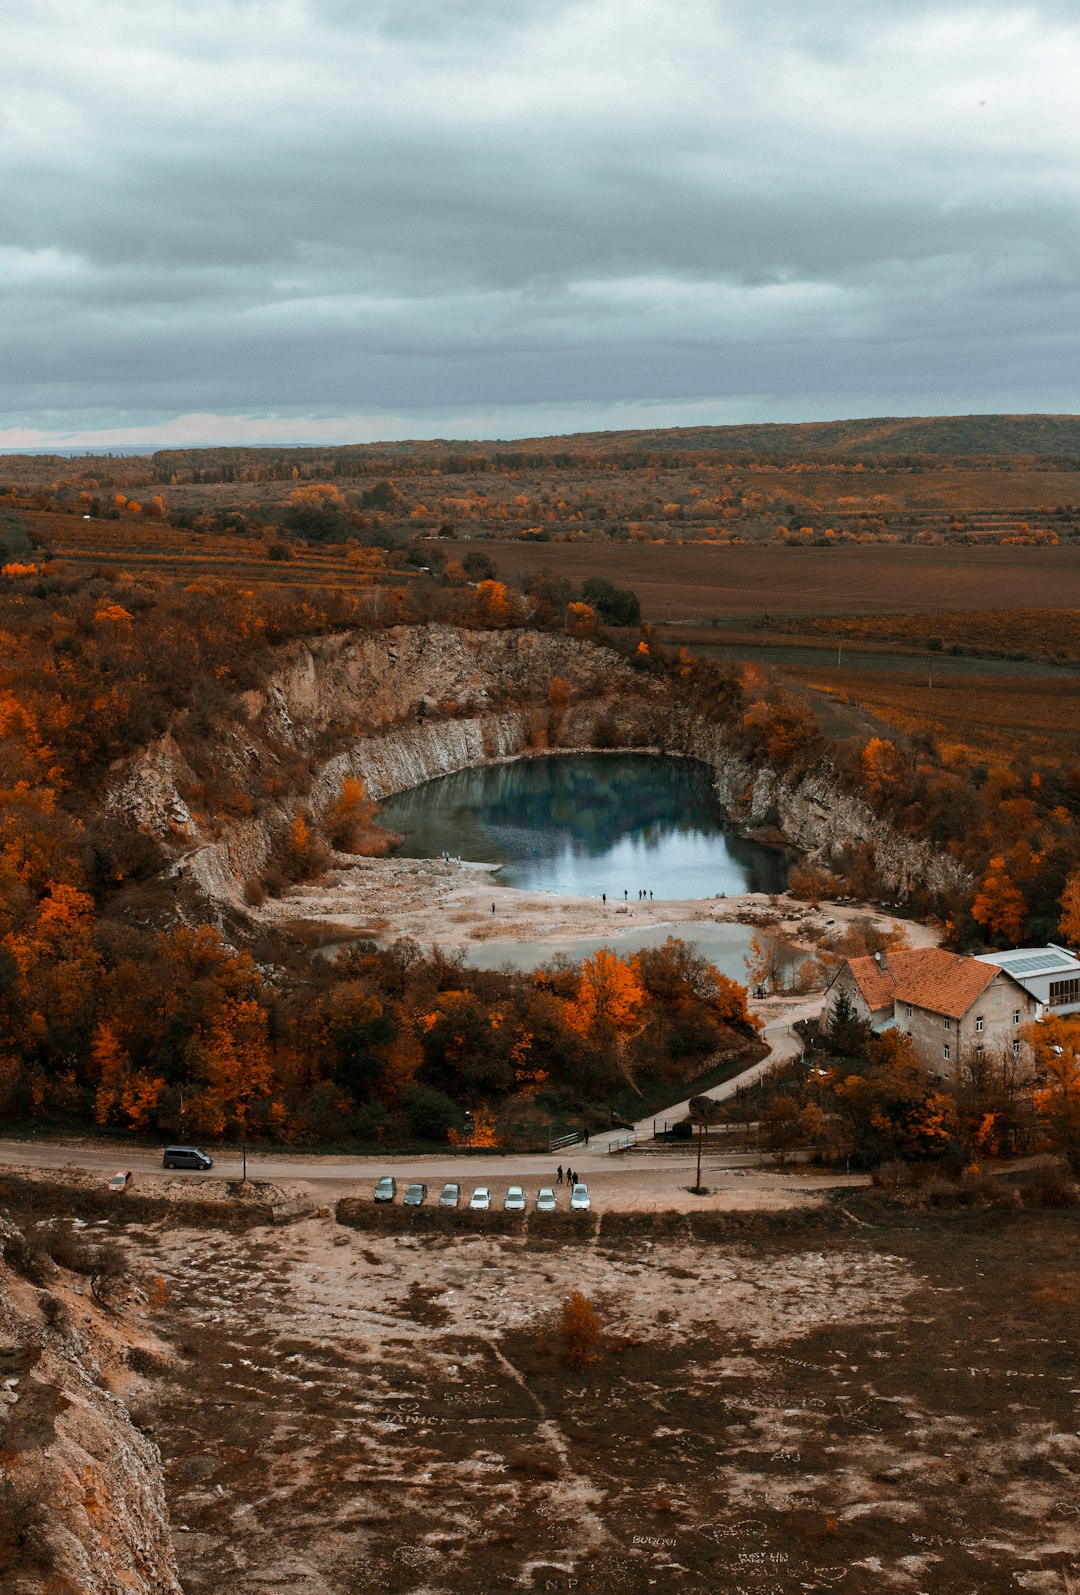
[0,1221,182,1595]
[258,624,635,741]
[662,711,969,899]
[105,623,968,909]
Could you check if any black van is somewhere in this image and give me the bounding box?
[162,1146,213,1170]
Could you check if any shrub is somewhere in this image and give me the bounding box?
[1,1230,56,1287]
[559,1291,602,1369]
[0,1480,50,1576]
[872,1159,917,1189]
[581,576,641,627]
[509,1447,560,1478]
[403,1085,462,1141]
[1021,1167,1078,1209]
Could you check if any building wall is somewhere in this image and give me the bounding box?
[1017,972,1080,1018]
[894,972,1037,1080]
[822,966,890,1031]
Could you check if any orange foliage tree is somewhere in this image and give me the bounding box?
[860,737,902,800]
[200,998,275,1181]
[1022,1015,1080,1173]
[1060,869,1080,946]
[567,947,646,1041]
[971,856,1027,942]
[324,776,397,855]
[559,1291,602,1368]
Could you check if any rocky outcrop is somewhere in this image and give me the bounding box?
[258,624,637,740]
[664,711,969,898]
[0,1219,182,1595]
[105,622,968,911]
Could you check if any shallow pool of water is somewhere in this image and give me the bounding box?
[377,752,790,899]
[462,918,757,977]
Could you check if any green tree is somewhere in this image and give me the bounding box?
[581,576,641,627]
[825,985,871,1058]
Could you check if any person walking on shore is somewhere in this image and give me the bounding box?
[556,1165,563,1186]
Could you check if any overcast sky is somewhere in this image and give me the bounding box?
[2,0,1079,448]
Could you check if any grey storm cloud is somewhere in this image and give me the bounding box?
[1,0,1079,444]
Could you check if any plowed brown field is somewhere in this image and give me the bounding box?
[486,540,1080,621]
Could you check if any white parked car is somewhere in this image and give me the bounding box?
[503,1185,526,1212]
[536,1187,557,1213]
[570,1183,591,1211]
[468,1186,490,1211]
[438,1182,460,1207]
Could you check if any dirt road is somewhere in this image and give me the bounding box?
[0,1135,867,1213]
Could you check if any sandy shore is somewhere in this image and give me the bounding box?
[262,851,940,963]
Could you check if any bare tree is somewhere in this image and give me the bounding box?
[688,1094,724,1193]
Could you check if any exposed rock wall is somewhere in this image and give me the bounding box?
[105,622,968,910]
[663,710,970,899]
[258,624,637,740]
[0,1220,182,1595]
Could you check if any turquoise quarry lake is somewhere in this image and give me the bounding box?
[379,753,790,901]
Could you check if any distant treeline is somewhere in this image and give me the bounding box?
[7,413,1080,488]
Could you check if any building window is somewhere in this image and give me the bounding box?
[1048,977,1080,1008]
[943,1044,951,1061]
[907,1005,913,1018]
[975,1016,984,1033]
[1013,1009,1021,1025]
[1012,1039,1021,1057]
[943,1018,951,1031]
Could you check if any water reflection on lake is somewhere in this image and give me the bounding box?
[378,753,790,899]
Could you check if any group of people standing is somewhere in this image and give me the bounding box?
[556,1165,579,1188]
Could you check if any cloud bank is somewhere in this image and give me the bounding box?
[2,0,1078,445]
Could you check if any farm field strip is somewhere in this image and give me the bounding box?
[484,540,1080,620]
[790,668,1080,758]
[674,639,1080,680]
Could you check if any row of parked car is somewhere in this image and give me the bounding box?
[374,1177,591,1212]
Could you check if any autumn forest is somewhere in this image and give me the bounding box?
[2,423,1080,1169]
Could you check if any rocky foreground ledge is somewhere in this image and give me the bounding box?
[0,1216,182,1595]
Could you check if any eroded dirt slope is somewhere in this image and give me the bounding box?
[101,1208,1080,1595]
[0,1217,182,1595]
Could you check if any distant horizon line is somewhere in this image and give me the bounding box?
[4,408,1080,459]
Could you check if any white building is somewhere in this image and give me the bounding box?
[974,945,1080,1020]
[822,946,1037,1079]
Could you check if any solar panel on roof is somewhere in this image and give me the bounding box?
[1002,953,1070,975]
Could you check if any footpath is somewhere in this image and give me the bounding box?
[585,993,823,1156]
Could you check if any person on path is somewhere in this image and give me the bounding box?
[491,902,496,914]
[557,1165,563,1185]
[623,888,628,900]
[602,892,606,904]
[584,1129,590,1146]
[568,1168,576,1188]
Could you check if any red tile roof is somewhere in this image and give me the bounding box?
[846,948,1003,1021]
[846,954,898,1014]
